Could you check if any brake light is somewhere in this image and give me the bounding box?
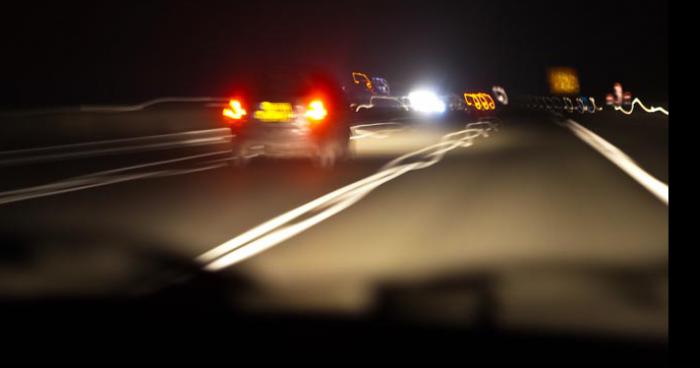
[222,99,247,121]
[304,99,328,122]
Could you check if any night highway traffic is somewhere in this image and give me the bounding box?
[0,0,668,365]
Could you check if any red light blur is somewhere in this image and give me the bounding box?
[222,99,247,122]
[305,99,328,122]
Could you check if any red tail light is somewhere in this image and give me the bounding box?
[304,99,328,122]
[222,99,247,122]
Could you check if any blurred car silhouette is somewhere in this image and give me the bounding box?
[222,66,351,168]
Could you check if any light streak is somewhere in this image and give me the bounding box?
[349,122,406,140]
[0,129,231,167]
[198,121,498,270]
[0,97,229,117]
[354,95,410,112]
[613,98,669,116]
[0,122,402,205]
[463,93,496,111]
[408,90,446,113]
[0,151,231,205]
[80,97,228,113]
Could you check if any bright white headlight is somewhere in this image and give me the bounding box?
[407,90,446,113]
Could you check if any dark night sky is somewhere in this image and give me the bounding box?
[0,0,668,108]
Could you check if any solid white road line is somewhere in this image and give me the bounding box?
[561,118,668,205]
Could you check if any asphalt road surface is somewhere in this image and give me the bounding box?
[0,106,668,343]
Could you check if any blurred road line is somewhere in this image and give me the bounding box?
[0,97,229,117]
[0,151,230,205]
[2,120,408,167]
[613,98,669,116]
[79,97,228,113]
[561,118,668,205]
[199,121,498,271]
[0,128,231,166]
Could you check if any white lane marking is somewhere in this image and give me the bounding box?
[0,151,230,205]
[199,121,497,271]
[0,162,230,206]
[79,97,228,112]
[561,118,668,205]
[0,136,231,166]
[0,121,396,203]
[0,150,228,197]
[0,97,229,117]
[0,128,230,157]
[349,122,407,140]
[613,98,669,116]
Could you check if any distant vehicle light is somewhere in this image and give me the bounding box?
[492,86,508,105]
[222,99,247,121]
[623,91,632,105]
[407,90,446,113]
[352,72,374,93]
[305,99,328,122]
[548,67,580,95]
[607,83,633,107]
[371,77,391,96]
[606,93,615,106]
[463,92,496,111]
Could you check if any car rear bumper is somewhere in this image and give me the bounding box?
[233,123,320,158]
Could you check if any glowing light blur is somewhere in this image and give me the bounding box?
[222,99,247,120]
[492,86,509,105]
[254,101,293,122]
[463,93,496,111]
[304,100,328,121]
[614,98,669,116]
[407,90,446,113]
[354,95,410,112]
[352,72,373,93]
[548,67,580,95]
[605,83,667,115]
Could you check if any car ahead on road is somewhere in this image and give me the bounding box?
[222,67,351,168]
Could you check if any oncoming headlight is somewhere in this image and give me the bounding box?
[407,90,446,114]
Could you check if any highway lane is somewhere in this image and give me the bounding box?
[0,110,668,339]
